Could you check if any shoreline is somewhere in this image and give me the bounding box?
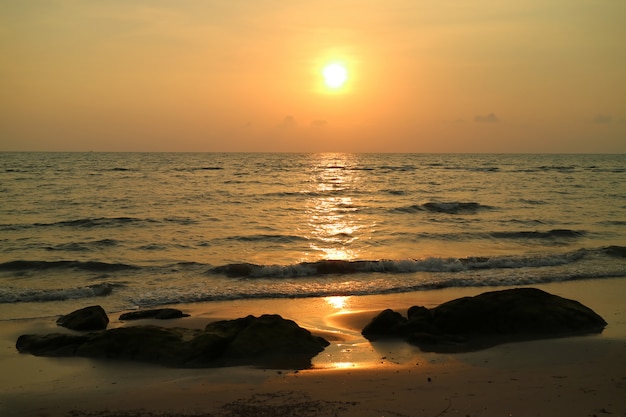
[2,277,625,416]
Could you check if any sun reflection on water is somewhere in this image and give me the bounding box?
[328,361,358,369]
[324,295,350,310]
[305,153,369,262]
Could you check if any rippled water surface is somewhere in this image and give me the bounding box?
[1,153,625,319]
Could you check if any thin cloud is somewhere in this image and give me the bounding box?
[474,113,500,123]
[278,115,297,129]
[593,114,613,124]
[310,120,327,127]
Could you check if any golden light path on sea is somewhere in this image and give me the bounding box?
[305,153,370,262]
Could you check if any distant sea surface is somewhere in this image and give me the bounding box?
[1,153,625,320]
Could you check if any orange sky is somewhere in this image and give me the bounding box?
[1,1,625,152]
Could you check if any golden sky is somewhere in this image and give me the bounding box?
[1,1,625,152]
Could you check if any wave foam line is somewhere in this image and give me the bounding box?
[0,282,114,303]
[209,249,600,278]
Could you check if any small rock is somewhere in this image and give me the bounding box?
[56,305,109,331]
[119,308,190,320]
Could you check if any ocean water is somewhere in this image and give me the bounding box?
[1,152,625,320]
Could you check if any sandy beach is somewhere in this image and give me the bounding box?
[2,278,625,417]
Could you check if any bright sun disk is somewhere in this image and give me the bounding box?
[322,63,348,89]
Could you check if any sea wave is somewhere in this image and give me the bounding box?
[394,201,491,214]
[490,229,585,239]
[172,166,224,171]
[220,234,310,244]
[34,217,155,228]
[1,216,199,231]
[0,247,624,310]
[208,249,595,278]
[0,260,138,272]
[3,247,623,279]
[396,228,586,243]
[0,282,115,303]
[133,266,626,306]
[44,239,120,252]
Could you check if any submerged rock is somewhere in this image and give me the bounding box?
[362,288,607,352]
[17,314,329,369]
[119,308,190,320]
[56,305,109,331]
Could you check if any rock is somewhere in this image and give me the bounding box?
[56,305,109,331]
[407,305,431,320]
[119,308,190,321]
[17,314,329,369]
[75,326,200,365]
[362,288,607,352]
[362,309,407,339]
[217,314,331,368]
[16,333,89,356]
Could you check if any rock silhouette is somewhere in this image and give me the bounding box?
[56,305,109,331]
[17,314,329,369]
[119,308,190,320]
[362,288,607,352]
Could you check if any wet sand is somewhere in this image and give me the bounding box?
[1,278,625,417]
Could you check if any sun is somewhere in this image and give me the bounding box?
[322,63,348,89]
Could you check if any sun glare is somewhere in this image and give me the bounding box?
[322,63,348,89]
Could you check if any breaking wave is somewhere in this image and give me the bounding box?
[0,282,115,303]
[0,260,138,272]
[395,201,491,214]
[208,248,598,278]
[490,229,585,239]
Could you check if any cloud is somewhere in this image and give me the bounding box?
[474,113,500,123]
[310,119,327,127]
[278,115,297,129]
[593,114,613,124]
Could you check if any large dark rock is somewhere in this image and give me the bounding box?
[56,305,109,331]
[362,288,607,352]
[119,308,190,321]
[215,314,330,368]
[361,309,407,336]
[17,314,329,369]
[16,333,90,356]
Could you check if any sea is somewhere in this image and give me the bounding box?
[1,152,625,321]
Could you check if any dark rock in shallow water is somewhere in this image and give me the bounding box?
[17,314,329,369]
[56,305,109,331]
[362,288,607,352]
[119,308,190,321]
